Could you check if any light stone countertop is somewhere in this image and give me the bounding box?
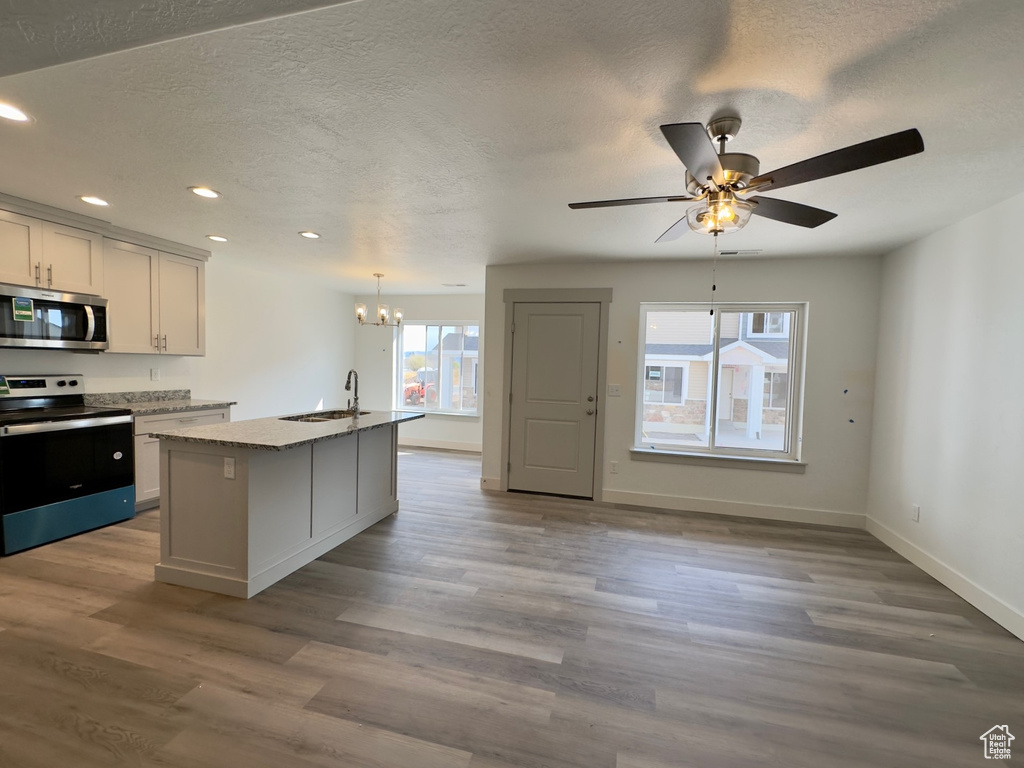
[85,389,236,416]
[117,399,236,416]
[149,410,424,451]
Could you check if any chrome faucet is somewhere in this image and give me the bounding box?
[345,369,359,412]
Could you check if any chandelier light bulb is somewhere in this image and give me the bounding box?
[355,274,403,327]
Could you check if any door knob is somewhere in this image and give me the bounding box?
[586,408,595,415]
[587,395,594,402]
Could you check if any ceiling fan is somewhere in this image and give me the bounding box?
[569,117,924,241]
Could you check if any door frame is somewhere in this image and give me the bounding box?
[499,288,612,501]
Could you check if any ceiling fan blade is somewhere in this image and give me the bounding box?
[749,128,924,192]
[660,123,725,185]
[655,216,690,242]
[568,195,693,209]
[748,197,837,228]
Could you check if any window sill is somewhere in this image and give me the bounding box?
[393,408,479,419]
[629,447,806,473]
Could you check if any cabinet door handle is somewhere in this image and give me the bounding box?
[162,334,168,351]
[178,417,199,424]
[154,335,160,351]
[34,263,41,286]
[46,264,53,288]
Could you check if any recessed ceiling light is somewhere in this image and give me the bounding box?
[298,231,320,239]
[206,235,228,242]
[0,102,29,122]
[189,186,221,199]
[79,196,109,207]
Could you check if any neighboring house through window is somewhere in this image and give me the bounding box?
[636,303,804,460]
[396,324,479,414]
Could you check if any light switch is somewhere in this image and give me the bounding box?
[223,457,235,480]
[607,384,622,397]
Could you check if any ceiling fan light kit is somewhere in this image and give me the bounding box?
[687,190,755,235]
[569,116,924,240]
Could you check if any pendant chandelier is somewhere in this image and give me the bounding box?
[355,273,403,327]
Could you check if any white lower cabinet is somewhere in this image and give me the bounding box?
[312,433,358,537]
[155,422,402,598]
[134,407,230,507]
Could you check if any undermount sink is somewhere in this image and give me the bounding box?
[281,409,370,423]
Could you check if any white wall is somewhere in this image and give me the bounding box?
[354,292,484,452]
[867,191,1024,640]
[0,254,355,421]
[483,256,882,527]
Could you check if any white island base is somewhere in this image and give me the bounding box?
[155,422,402,598]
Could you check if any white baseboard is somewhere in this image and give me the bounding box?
[398,437,482,453]
[601,489,865,529]
[480,476,502,492]
[866,517,1024,642]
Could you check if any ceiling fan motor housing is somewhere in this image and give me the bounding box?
[685,152,761,195]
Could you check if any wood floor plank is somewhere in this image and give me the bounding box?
[86,625,327,708]
[336,603,568,663]
[162,683,474,768]
[0,448,1020,767]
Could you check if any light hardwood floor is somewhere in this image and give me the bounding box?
[1,449,1022,767]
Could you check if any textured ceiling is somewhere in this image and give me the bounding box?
[0,0,359,77]
[0,0,1023,294]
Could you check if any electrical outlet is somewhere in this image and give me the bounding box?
[610,460,619,474]
[150,368,160,381]
[223,457,236,480]
[607,384,622,397]
[911,504,920,522]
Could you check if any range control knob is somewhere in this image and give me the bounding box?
[68,380,79,387]
[56,380,67,387]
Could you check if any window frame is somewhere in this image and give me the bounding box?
[395,322,481,416]
[763,371,789,411]
[747,311,790,338]
[635,303,805,462]
[643,362,689,405]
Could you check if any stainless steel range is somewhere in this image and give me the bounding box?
[0,374,134,555]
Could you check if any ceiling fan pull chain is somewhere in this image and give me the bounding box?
[710,232,718,316]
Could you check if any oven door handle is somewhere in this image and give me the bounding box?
[84,305,96,342]
[0,414,133,436]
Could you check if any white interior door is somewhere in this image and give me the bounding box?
[508,302,600,498]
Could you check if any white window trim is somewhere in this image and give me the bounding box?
[395,322,481,416]
[635,302,805,463]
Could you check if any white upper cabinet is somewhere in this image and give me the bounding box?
[41,222,104,295]
[0,209,43,287]
[104,240,160,354]
[158,253,205,356]
[104,239,205,356]
[0,211,103,294]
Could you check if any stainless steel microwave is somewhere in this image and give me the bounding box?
[0,283,109,351]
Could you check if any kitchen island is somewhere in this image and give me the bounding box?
[150,409,423,597]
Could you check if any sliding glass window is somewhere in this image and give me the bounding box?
[635,304,804,460]
[396,324,480,414]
